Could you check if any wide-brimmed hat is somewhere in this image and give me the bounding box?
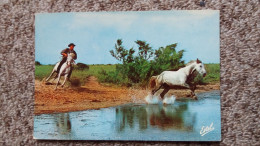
[68,43,76,47]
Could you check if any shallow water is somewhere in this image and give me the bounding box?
[34,90,221,141]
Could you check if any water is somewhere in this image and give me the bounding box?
[145,93,176,104]
[34,90,221,141]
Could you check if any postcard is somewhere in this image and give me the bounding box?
[34,10,220,141]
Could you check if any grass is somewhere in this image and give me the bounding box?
[87,64,116,77]
[35,64,116,85]
[35,63,219,86]
[35,65,55,80]
[203,64,220,83]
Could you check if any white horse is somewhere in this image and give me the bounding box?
[45,53,75,90]
[150,59,207,99]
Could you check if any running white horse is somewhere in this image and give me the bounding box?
[150,59,207,99]
[45,53,75,90]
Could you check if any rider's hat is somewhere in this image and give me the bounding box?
[68,43,76,47]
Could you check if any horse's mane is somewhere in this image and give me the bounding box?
[186,60,195,66]
[186,59,202,66]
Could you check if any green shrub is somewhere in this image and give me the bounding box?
[35,61,41,66]
[98,69,125,84]
[98,39,220,87]
[75,62,89,70]
[101,39,185,87]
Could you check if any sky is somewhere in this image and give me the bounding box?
[35,10,219,65]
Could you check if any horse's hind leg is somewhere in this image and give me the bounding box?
[51,76,56,83]
[46,70,55,82]
[55,74,61,90]
[51,73,58,83]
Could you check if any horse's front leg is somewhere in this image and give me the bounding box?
[191,84,198,100]
[61,75,68,88]
[183,83,195,98]
[185,83,197,99]
[191,84,197,94]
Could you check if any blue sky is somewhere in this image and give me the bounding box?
[35,10,219,65]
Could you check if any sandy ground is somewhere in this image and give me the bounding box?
[34,76,220,115]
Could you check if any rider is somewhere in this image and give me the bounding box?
[57,43,77,77]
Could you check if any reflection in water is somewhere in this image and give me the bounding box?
[115,103,196,132]
[34,91,220,141]
[54,113,71,134]
[115,105,148,132]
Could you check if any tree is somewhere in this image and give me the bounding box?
[110,39,131,63]
[135,40,153,60]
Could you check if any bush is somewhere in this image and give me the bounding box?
[151,44,185,76]
[35,61,41,66]
[100,39,185,87]
[75,63,89,70]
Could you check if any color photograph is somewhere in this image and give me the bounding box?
[34,10,220,141]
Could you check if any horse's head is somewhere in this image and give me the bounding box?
[66,53,75,66]
[193,58,207,77]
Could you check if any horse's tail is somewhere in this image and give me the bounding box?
[149,76,157,89]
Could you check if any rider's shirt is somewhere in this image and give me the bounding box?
[61,48,77,60]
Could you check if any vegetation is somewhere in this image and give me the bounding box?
[35,39,220,87]
[75,62,89,70]
[193,63,220,85]
[203,63,220,83]
[35,64,116,85]
[35,65,54,80]
[35,63,219,86]
[35,61,41,66]
[102,39,185,87]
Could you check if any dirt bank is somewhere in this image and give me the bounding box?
[34,76,220,115]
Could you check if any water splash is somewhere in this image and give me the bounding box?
[129,88,176,104]
[162,95,176,104]
[145,93,176,104]
[130,89,150,103]
[145,94,160,104]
